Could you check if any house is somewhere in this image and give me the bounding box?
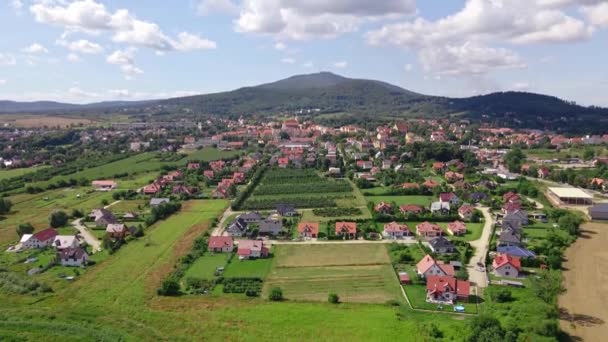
[90,208,118,227]
[335,221,357,239]
[458,204,476,220]
[57,247,89,267]
[53,235,79,250]
[469,192,489,203]
[123,212,138,221]
[497,246,537,258]
[383,222,412,239]
[163,170,183,182]
[22,228,58,249]
[203,170,214,179]
[237,240,269,260]
[208,236,234,253]
[298,222,319,239]
[493,253,522,278]
[150,198,170,207]
[398,272,411,285]
[401,182,420,190]
[276,204,297,217]
[227,218,248,237]
[356,160,373,170]
[187,162,201,170]
[399,204,425,215]
[498,230,523,247]
[503,209,529,226]
[537,167,550,179]
[278,157,289,168]
[503,192,521,204]
[432,162,446,172]
[374,202,393,214]
[91,180,117,191]
[106,223,128,239]
[416,254,455,278]
[426,276,470,304]
[439,192,459,205]
[258,219,283,236]
[172,185,197,196]
[445,171,464,183]
[447,221,467,236]
[430,202,450,215]
[422,179,440,189]
[238,212,263,223]
[416,222,443,238]
[143,182,162,195]
[429,236,456,254]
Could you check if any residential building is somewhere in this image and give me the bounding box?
[493,253,522,278]
[208,236,234,253]
[429,236,456,254]
[335,222,357,239]
[237,240,269,260]
[227,218,248,237]
[22,228,58,249]
[426,276,470,304]
[58,247,89,267]
[52,235,79,250]
[416,254,455,278]
[383,222,412,239]
[416,222,443,238]
[447,221,467,236]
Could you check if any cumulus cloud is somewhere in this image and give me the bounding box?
[30,0,216,52]
[302,61,314,68]
[366,0,594,77]
[581,2,608,27]
[404,63,413,72]
[57,39,103,54]
[0,79,6,86]
[22,43,49,54]
[333,61,348,68]
[235,0,416,40]
[106,49,143,80]
[197,0,239,15]
[67,53,81,62]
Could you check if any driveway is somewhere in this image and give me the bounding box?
[467,207,494,288]
[71,200,121,253]
[211,206,234,236]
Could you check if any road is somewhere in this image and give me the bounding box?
[269,237,420,246]
[211,206,234,236]
[524,196,544,210]
[72,200,121,253]
[467,207,494,288]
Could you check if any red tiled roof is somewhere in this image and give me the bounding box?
[298,222,319,235]
[335,222,357,235]
[33,228,58,242]
[208,236,234,249]
[492,253,521,271]
[400,204,424,214]
[426,276,470,298]
[384,221,411,234]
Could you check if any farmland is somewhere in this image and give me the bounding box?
[264,244,403,303]
[364,195,434,207]
[240,168,362,210]
[0,165,49,181]
[0,200,469,340]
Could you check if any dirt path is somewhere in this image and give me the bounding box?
[71,200,121,253]
[467,207,493,288]
[211,206,234,236]
[559,222,608,341]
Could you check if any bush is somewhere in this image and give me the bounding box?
[268,287,283,301]
[16,223,34,237]
[328,293,340,304]
[49,210,69,228]
[491,288,513,303]
[157,276,180,296]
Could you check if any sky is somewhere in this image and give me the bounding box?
[1,0,608,105]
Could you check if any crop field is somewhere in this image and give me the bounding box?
[0,199,471,340]
[0,114,95,128]
[182,147,241,161]
[364,195,434,207]
[264,244,402,303]
[241,168,361,210]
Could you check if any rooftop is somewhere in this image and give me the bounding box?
[548,187,593,199]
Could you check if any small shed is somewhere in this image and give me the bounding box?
[398,272,411,285]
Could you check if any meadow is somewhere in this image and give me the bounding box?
[0,165,49,181]
[0,199,471,340]
[264,244,403,303]
[364,195,434,207]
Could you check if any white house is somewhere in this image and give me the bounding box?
[22,228,58,249]
[58,247,89,267]
[53,235,79,250]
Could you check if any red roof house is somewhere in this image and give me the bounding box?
[416,222,443,238]
[426,276,470,304]
[447,221,467,236]
[416,254,455,278]
[492,253,522,278]
[298,222,319,238]
[335,222,357,239]
[208,236,234,253]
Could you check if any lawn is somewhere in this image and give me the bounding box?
[403,284,479,314]
[300,207,372,222]
[263,244,403,304]
[0,165,49,181]
[183,253,230,279]
[180,147,241,161]
[223,255,274,278]
[0,199,472,340]
[364,195,434,207]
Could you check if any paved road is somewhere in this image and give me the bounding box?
[269,238,420,246]
[467,207,494,288]
[71,200,121,253]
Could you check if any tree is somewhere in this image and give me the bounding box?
[49,210,69,228]
[71,208,84,218]
[268,287,283,301]
[0,198,13,215]
[558,214,582,236]
[491,288,513,303]
[16,223,34,237]
[467,315,505,342]
[529,269,565,304]
[504,148,526,173]
[157,276,180,296]
[583,147,595,161]
[328,293,340,304]
[418,323,443,341]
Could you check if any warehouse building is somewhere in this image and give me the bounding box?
[547,187,593,206]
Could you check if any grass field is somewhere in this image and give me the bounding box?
[264,244,403,304]
[0,114,94,128]
[182,148,241,161]
[0,165,49,181]
[223,256,274,278]
[184,253,230,279]
[0,200,472,340]
[364,195,434,207]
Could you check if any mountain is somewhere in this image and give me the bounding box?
[1,72,606,132]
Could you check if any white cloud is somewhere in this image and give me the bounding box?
[68,86,99,98]
[366,0,593,77]
[512,82,530,91]
[0,53,17,66]
[235,0,416,40]
[106,49,143,80]
[58,39,104,54]
[30,0,216,52]
[581,2,608,27]
[22,43,49,54]
[173,32,217,51]
[404,63,413,72]
[10,0,22,10]
[333,61,348,68]
[67,53,81,62]
[274,42,287,51]
[280,57,296,64]
[0,79,6,86]
[197,0,239,15]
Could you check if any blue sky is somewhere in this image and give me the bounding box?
[1,0,607,105]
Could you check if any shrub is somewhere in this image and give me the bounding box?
[157,277,181,296]
[49,210,69,228]
[491,288,513,303]
[328,293,340,304]
[268,287,283,301]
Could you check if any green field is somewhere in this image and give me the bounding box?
[182,147,241,161]
[0,199,474,340]
[264,244,403,303]
[223,255,274,278]
[405,221,484,242]
[184,253,230,279]
[365,195,434,207]
[0,165,49,181]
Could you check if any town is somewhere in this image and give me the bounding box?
[1,113,607,341]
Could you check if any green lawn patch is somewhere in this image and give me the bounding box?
[365,195,434,207]
[184,253,230,280]
[223,256,274,279]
